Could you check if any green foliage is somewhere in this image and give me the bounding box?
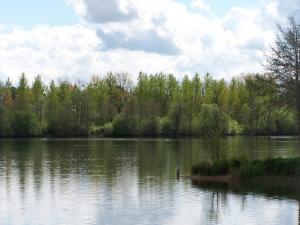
[31,75,46,124]
[240,158,300,178]
[263,158,300,175]
[275,110,297,135]
[266,16,300,132]
[0,107,13,136]
[211,160,230,175]
[0,72,298,137]
[192,160,229,176]
[192,161,213,176]
[140,118,160,137]
[92,123,113,137]
[12,111,40,137]
[240,161,264,178]
[112,113,138,137]
[168,102,184,135]
[228,119,243,135]
[198,104,229,136]
[192,158,300,178]
[15,73,30,111]
[159,117,173,136]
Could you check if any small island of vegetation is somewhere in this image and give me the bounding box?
[191,158,300,187]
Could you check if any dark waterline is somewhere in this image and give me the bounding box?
[0,137,300,225]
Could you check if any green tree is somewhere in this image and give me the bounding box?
[0,107,12,136]
[112,113,138,137]
[31,75,46,126]
[15,73,31,111]
[46,81,61,135]
[266,16,300,133]
[197,104,229,136]
[181,75,194,135]
[12,111,39,137]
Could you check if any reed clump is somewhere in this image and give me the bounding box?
[192,158,300,179]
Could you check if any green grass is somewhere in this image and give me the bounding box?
[192,158,300,178]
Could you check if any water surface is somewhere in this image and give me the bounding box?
[0,137,299,225]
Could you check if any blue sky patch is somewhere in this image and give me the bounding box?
[0,0,78,28]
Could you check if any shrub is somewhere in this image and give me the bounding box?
[192,158,300,179]
[12,110,40,137]
[263,158,300,175]
[191,160,229,176]
[91,123,113,137]
[0,107,13,136]
[275,111,297,135]
[192,162,213,176]
[229,159,242,168]
[240,161,264,178]
[99,123,113,137]
[112,113,138,137]
[140,118,160,137]
[72,125,89,136]
[198,104,229,136]
[47,120,88,137]
[211,160,230,175]
[160,116,174,136]
[228,119,243,135]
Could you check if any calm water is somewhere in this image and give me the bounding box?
[0,137,300,225]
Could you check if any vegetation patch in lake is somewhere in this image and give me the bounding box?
[191,158,300,181]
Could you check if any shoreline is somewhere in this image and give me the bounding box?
[190,174,300,187]
[0,135,298,139]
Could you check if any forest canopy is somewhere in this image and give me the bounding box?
[0,72,297,137]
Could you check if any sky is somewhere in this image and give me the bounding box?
[0,0,299,83]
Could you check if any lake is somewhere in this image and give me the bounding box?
[0,137,300,225]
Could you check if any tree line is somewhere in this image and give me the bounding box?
[0,72,297,137]
[0,16,299,137]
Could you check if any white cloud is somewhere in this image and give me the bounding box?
[67,0,138,23]
[1,0,300,83]
[97,28,180,55]
[66,0,86,16]
[0,25,181,84]
[0,25,101,84]
[191,0,210,10]
[65,0,299,79]
[266,1,279,17]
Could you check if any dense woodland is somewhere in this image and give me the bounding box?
[0,72,297,137]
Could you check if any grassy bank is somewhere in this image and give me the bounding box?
[191,158,300,179]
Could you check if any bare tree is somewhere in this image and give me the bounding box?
[266,16,300,132]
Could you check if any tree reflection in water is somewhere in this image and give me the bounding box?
[193,180,300,225]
